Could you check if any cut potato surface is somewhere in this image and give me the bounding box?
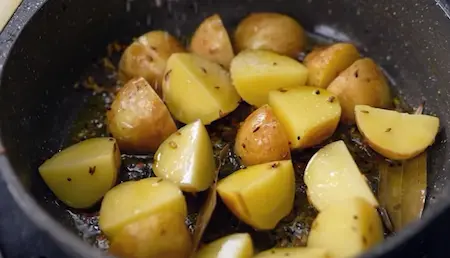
[230,49,308,107]
[194,233,253,258]
[99,177,187,238]
[308,198,384,258]
[217,160,295,230]
[304,140,378,211]
[254,247,328,258]
[163,53,240,124]
[355,105,439,160]
[154,120,216,192]
[268,87,341,149]
[39,137,121,209]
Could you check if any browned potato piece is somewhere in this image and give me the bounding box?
[234,13,306,57]
[327,58,392,124]
[190,14,234,69]
[118,31,185,94]
[107,78,177,153]
[110,212,192,258]
[235,105,290,166]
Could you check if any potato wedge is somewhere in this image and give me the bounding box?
[154,120,216,192]
[304,140,378,211]
[118,31,185,94]
[163,53,241,124]
[110,212,192,258]
[234,13,306,57]
[107,77,177,153]
[217,160,295,230]
[304,43,360,88]
[308,198,384,258]
[39,137,121,209]
[355,105,439,160]
[230,50,308,107]
[327,58,392,124]
[235,105,290,166]
[268,87,341,149]
[194,233,253,258]
[99,177,187,238]
[254,248,328,258]
[190,14,234,69]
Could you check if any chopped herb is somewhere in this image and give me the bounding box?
[201,67,207,74]
[385,128,392,132]
[89,166,96,175]
[354,70,359,78]
[253,126,261,133]
[67,178,72,182]
[273,62,278,66]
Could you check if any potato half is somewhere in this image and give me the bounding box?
[39,137,121,209]
[234,12,306,57]
[107,77,177,153]
[355,105,439,160]
[308,198,384,258]
[217,160,295,230]
[190,14,234,69]
[268,87,341,149]
[230,49,308,107]
[194,233,253,258]
[304,140,378,211]
[254,248,328,258]
[154,120,216,192]
[235,105,290,166]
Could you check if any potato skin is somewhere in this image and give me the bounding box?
[234,13,306,57]
[118,31,185,95]
[327,58,392,124]
[110,212,192,258]
[107,77,177,153]
[235,105,290,166]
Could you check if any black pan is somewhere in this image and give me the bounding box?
[1,0,450,257]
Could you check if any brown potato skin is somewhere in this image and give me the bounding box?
[234,13,306,58]
[327,58,392,124]
[107,78,177,153]
[235,105,290,166]
[118,31,185,95]
[110,212,192,258]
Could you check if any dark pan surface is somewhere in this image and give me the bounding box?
[1,0,450,257]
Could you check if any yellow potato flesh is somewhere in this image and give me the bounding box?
[254,248,328,258]
[194,233,253,258]
[230,49,308,107]
[39,137,121,209]
[217,160,295,230]
[163,53,240,124]
[304,140,378,211]
[355,105,439,160]
[268,87,341,149]
[190,14,234,69]
[99,177,187,238]
[154,120,216,192]
[308,198,384,258]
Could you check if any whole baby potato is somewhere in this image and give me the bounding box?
[118,30,185,95]
[107,77,177,153]
[234,13,306,57]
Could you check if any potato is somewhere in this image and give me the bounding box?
[154,120,216,192]
[268,87,341,150]
[163,53,241,124]
[118,30,185,94]
[308,198,384,258]
[234,13,306,57]
[194,233,253,258]
[304,140,378,211]
[99,177,187,237]
[230,50,308,107]
[110,212,192,258]
[39,137,120,209]
[107,77,177,153]
[254,248,328,258]
[327,58,392,124]
[355,105,440,160]
[217,160,295,230]
[304,43,360,88]
[235,105,290,166]
[190,14,234,69]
